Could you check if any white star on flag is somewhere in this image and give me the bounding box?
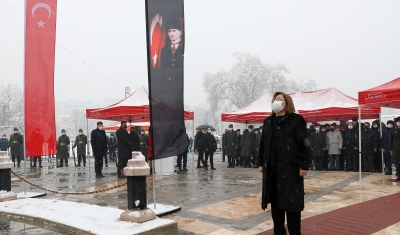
[37,20,45,28]
[152,53,158,66]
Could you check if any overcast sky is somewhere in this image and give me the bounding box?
[1,0,400,110]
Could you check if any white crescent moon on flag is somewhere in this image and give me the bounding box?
[150,14,162,46]
[32,3,52,19]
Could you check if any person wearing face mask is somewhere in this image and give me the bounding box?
[108,134,117,163]
[195,128,206,168]
[326,124,343,171]
[57,129,70,167]
[241,129,253,168]
[343,122,358,172]
[204,128,217,170]
[91,122,108,178]
[361,122,379,172]
[310,123,326,171]
[253,128,261,168]
[371,120,382,173]
[382,120,394,175]
[116,121,130,178]
[223,124,238,168]
[0,134,8,152]
[258,92,311,235]
[138,129,148,161]
[236,129,242,166]
[389,117,400,180]
[72,129,87,167]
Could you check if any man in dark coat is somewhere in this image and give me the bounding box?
[160,18,184,69]
[361,122,379,172]
[310,123,326,171]
[204,128,217,170]
[236,129,242,166]
[129,127,141,154]
[57,129,70,167]
[253,128,262,168]
[371,120,383,172]
[343,122,358,172]
[221,129,227,162]
[177,133,190,171]
[195,128,206,168]
[258,109,311,234]
[241,129,253,168]
[382,120,394,175]
[223,124,237,168]
[138,129,148,161]
[108,134,117,162]
[116,121,130,178]
[9,128,23,167]
[0,134,8,152]
[389,117,400,180]
[90,122,108,178]
[73,129,87,167]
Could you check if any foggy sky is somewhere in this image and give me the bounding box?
[1,0,400,110]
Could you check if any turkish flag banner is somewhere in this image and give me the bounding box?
[24,0,57,157]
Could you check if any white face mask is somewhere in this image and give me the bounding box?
[315,128,320,131]
[141,132,145,134]
[207,130,211,133]
[272,100,284,113]
[98,126,103,130]
[229,128,233,131]
[254,131,259,134]
[388,124,393,128]
[14,131,17,134]
[62,133,66,135]
[373,125,378,128]
[249,129,253,132]
[348,126,353,129]
[79,132,83,135]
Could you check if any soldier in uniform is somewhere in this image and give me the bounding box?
[73,129,87,167]
[9,128,23,167]
[138,129,148,161]
[160,17,184,69]
[57,129,70,167]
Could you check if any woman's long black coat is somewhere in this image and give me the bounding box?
[258,113,311,212]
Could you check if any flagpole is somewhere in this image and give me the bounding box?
[23,0,27,195]
[144,0,156,210]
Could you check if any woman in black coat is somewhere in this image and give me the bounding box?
[258,92,311,235]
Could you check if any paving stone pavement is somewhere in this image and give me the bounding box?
[6,154,400,235]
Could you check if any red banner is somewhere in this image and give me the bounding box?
[24,0,57,157]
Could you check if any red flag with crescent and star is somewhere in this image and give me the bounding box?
[24,0,57,157]
[150,13,166,68]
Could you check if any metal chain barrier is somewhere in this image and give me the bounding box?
[11,170,127,195]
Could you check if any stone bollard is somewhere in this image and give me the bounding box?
[0,151,17,202]
[120,151,156,223]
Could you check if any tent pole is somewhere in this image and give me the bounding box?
[358,106,362,184]
[192,119,195,172]
[87,118,90,175]
[379,113,384,175]
[152,157,156,209]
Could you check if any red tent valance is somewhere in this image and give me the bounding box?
[358,77,400,108]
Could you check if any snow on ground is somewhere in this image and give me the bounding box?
[0,198,176,235]
[147,203,180,215]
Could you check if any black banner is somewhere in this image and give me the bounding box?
[145,0,187,159]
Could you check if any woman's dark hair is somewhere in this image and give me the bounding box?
[271,92,296,114]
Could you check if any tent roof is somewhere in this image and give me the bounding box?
[358,77,400,108]
[222,88,380,124]
[86,86,194,121]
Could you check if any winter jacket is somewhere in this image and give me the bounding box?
[0,138,8,151]
[310,131,325,157]
[139,134,148,157]
[57,134,70,159]
[204,133,217,154]
[361,128,379,154]
[9,133,23,155]
[73,134,87,156]
[258,113,311,211]
[326,130,343,155]
[91,128,107,157]
[195,131,205,151]
[223,130,237,156]
[129,132,141,153]
[381,128,390,149]
[343,129,358,155]
[240,130,254,157]
[389,127,400,164]
[116,127,130,159]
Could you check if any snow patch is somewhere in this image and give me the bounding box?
[128,211,141,218]
[135,200,140,207]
